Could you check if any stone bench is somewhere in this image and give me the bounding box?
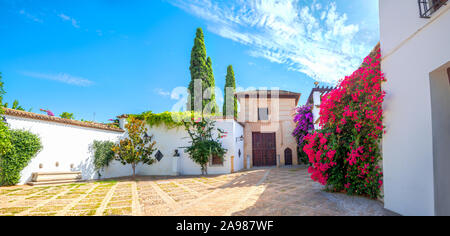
[27,171,83,186]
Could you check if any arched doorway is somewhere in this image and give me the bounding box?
[284,148,292,166]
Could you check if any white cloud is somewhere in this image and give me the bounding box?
[58,13,70,21]
[22,71,93,87]
[58,13,80,28]
[19,9,43,23]
[155,88,171,97]
[170,0,375,84]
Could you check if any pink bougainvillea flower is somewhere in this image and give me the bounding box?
[40,109,54,117]
[46,110,55,116]
[302,49,385,199]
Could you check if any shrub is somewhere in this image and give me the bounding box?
[183,116,227,175]
[0,72,12,156]
[60,112,74,120]
[0,120,10,157]
[292,105,314,164]
[92,140,115,178]
[0,129,42,186]
[303,49,385,199]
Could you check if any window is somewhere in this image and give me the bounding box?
[258,108,269,121]
[211,155,223,165]
[432,0,448,10]
[419,0,448,18]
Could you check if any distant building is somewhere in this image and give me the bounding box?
[235,90,301,168]
[305,85,334,129]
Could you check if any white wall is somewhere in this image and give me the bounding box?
[4,116,125,185]
[233,121,245,171]
[137,119,245,176]
[312,91,322,129]
[380,0,450,216]
[430,63,450,216]
[136,125,186,176]
[4,114,244,185]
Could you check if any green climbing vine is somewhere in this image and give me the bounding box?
[129,111,218,129]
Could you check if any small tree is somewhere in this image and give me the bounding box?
[0,72,12,156]
[183,116,227,175]
[112,117,157,178]
[60,112,74,120]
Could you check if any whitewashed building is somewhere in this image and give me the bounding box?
[305,86,334,130]
[380,0,450,216]
[3,108,244,185]
[117,115,245,176]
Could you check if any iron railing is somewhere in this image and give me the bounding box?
[419,0,448,18]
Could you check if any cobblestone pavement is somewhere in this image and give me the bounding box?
[0,167,397,216]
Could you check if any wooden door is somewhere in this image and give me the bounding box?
[252,132,276,166]
[284,148,293,165]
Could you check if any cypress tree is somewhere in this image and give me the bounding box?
[223,65,238,118]
[188,28,216,114]
[206,57,218,114]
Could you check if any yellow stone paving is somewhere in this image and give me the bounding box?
[0,167,397,216]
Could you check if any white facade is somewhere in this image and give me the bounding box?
[306,87,333,130]
[4,114,244,185]
[133,118,245,176]
[4,115,125,184]
[380,0,450,216]
[311,91,322,129]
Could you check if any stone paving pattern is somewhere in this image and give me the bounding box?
[0,167,398,216]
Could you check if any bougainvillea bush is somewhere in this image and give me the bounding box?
[292,105,314,164]
[303,50,385,199]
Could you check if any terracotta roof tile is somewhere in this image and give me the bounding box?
[2,108,124,133]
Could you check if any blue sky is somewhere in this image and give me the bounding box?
[0,0,379,122]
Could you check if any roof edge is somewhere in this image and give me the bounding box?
[2,108,124,133]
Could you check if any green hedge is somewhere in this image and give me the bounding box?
[0,120,11,156]
[0,129,42,186]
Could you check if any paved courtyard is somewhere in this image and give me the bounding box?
[0,167,397,216]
